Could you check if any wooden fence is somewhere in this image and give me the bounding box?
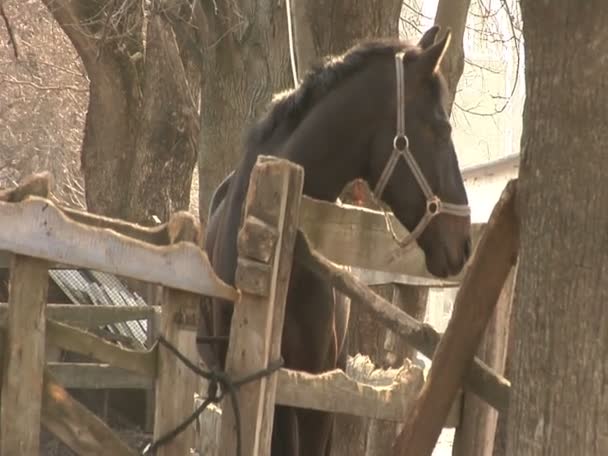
[0,157,513,456]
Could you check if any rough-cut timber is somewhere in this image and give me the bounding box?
[276,358,423,422]
[299,195,485,282]
[294,230,510,412]
[392,179,518,456]
[42,370,137,455]
[46,320,157,378]
[452,266,516,456]
[237,215,279,263]
[219,156,304,456]
[47,363,152,390]
[153,212,203,456]
[0,303,158,330]
[235,257,273,297]
[1,254,49,456]
[0,196,237,300]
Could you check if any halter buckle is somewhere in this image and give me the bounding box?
[393,134,409,151]
[427,196,441,216]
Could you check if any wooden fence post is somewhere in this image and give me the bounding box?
[392,180,518,456]
[1,254,49,455]
[153,212,203,456]
[219,156,304,456]
[451,265,516,456]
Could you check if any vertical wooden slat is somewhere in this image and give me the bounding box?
[1,254,49,455]
[145,284,162,433]
[153,212,203,456]
[219,156,304,456]
[392,180,518,456]
[451,266,516,456]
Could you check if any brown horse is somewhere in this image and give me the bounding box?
[198,26,471,455]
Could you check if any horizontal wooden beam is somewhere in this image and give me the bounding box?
[0,194,483,286]
[46,361,459,428]
[276,365,422,423]
[294,229,510,413]
[47,320,157,378]
[47,363,153,389]
[0,197,237,301]
[0,304,158,329]
[299,196,485,283]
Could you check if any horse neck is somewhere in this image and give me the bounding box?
[281,62,392,202]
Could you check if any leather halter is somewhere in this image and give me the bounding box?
[372,52,471,248]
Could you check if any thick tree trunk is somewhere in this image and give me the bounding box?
[506,2,608,454]
[196,0,405,219]
[196,0,292,220]
[125,14,199,224]
[42,1,199,223]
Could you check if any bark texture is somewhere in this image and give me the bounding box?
[197,0,404,220]
[42,0,199,223]
[197,0,292,220]
[506,2,608,454]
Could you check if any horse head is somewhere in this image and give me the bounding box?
[368,27,472,278]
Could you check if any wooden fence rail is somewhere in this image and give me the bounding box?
[0,159,510,456]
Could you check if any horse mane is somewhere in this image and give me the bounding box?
[246,38,419,146]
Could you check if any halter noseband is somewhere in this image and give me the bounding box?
[371,52,471,248]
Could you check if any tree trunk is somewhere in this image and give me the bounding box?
[506,2,608,454]
[196,0,292,220]
[196,0,404,220]
[42,1,199,224]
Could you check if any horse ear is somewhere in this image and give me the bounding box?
[416,28,451,76]
[418,25,440,49]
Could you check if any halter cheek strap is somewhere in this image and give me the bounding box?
[371,52,471,248]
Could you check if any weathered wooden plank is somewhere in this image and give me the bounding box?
[61,205,170,245]
[219,156,304,456]
[0,197,237,301]
[235,257,272,296]
[46,320,156,378]
[0,303,158,329]
[294,230,510,413]
[393,179,518,456]
[237,215,279,263]
[195,400,222,455]
[153,212,204,456]
[47,362,152,389]
[277,361,423,422]
[42,369,137,455]
[299,195,485,281]
[452,265,516,456]
[0,196,484,279]
[1,255,49,456]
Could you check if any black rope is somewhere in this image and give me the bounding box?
[142,336,284,456]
